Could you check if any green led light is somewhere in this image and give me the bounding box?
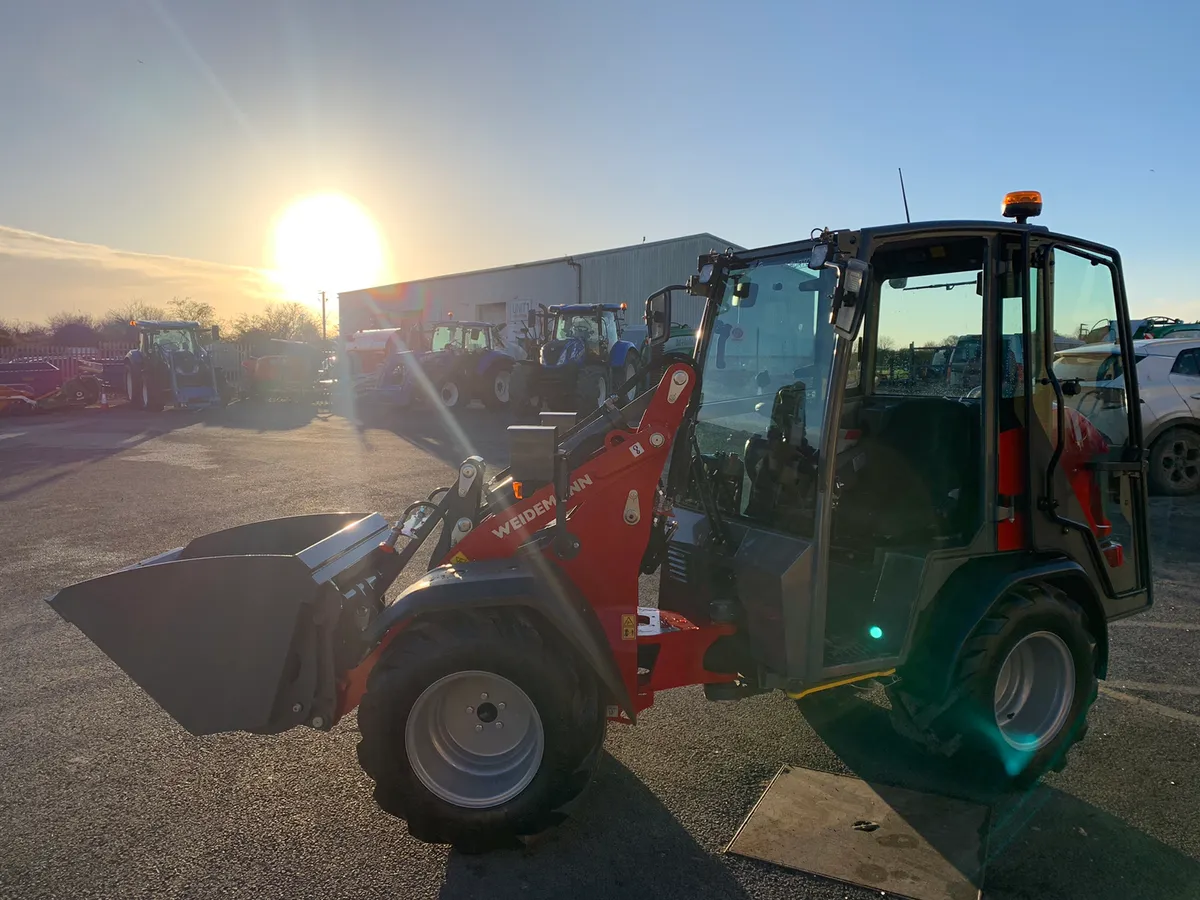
[868,625,884,640]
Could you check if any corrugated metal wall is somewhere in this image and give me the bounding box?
[337,233,742,349]
[578,234,737,329]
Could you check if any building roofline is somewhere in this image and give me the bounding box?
[338,232,743,297]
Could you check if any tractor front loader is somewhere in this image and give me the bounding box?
[49,192,1152,851]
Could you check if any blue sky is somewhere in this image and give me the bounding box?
[1,0,1197,324]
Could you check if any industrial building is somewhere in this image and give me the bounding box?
[336,233,742,357]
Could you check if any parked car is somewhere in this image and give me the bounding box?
[1053,338,1200,495]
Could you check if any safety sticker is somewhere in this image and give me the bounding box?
[621,613,637,640]
[449,551,470,564]
[629,442,645,458]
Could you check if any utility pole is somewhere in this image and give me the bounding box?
[319,291,327,342]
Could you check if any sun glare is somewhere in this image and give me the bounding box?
[268,192,388,303]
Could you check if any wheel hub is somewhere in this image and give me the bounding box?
[1161,436,1200,488]
[993,631,1075,752]
[405,670,544,809]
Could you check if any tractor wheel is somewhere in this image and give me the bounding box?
[356,609,606,850]
[575,365,609,415]
[125,368,143,408]
[438,380,462,409]
[887,583,1097,788]
[74,376,101,406]
[482,365,512,410]
[618,352,640,403]
[508,364,539,422]
[142,379,164,412]
[1148,427,1200,496]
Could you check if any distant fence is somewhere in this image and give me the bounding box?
[0,341,254,386]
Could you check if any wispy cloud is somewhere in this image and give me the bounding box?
[0,225,286,323]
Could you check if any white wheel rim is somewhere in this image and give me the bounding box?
[126,372,133,400]
[142,381,150,408]
[596,377,608,408]
[405,670,544,809]
[494,370,510,403]
[441,382,459,406]
[993,630,1076,752]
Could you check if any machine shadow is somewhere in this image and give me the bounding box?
[201,397,326,432]
[0,408,201,502]
[360,405,515,472]
[801,695,1200,899]
[438,754,750,900]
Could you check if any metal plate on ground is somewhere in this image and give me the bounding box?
[726,766,989,900]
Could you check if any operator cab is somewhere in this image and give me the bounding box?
[661,191,1151,690]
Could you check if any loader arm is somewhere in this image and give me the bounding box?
[334,361,736,724]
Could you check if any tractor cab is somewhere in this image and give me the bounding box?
[428,321,501,354]
[658,191,1151,709]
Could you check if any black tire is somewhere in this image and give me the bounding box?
[482,363,512,410]
[356,609,606,850]
[508,363,540,422]
[887,583,1097,788]
[575,365,608,416]
[125,367,143,408]
[438,379,462,409]
[80,376,101,406]
[617,351,640,403]
[1148,426,1200,496]
[142,377,164,412]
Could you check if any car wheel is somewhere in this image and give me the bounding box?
[1149,427,1200,495]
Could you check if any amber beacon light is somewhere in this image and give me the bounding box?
[1002,190,1043,223]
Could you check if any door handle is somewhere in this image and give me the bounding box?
[1191,393,1200,400]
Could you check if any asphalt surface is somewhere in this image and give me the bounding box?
[1,400,1198,900]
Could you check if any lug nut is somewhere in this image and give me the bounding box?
[495,721,504,730]
[498,702,506,710]
[466,706,474,715]
[475,724,484,732]
[480,692,489,700]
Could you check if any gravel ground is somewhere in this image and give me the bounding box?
[1,401,1198,900]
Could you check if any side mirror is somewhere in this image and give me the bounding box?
[211,325,220,342]
[645,289,672,344]
[830,258,871,340]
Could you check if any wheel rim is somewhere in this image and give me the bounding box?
[1160,434,1200,490]
[493,370,510,403]
[993,631,1076,752]
[596,377,608,408]
[142,381,150,408]
[441,382,459,407]
[405,670,544,809]
[624,363,637,401]
[126,372,134,402]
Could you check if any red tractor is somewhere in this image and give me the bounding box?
[49,193,1151,850]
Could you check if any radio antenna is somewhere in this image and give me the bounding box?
[898,167,911,223]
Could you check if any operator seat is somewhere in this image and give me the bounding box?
[833,398,980,546]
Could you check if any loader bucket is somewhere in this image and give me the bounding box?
[48,512,391,736]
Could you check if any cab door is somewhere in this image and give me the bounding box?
[1029,240,1151,610]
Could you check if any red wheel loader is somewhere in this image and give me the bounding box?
[49,192,1152,849]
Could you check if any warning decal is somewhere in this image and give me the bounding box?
[621,614,637,641]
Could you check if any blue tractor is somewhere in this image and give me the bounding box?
[358,320,514,411]
[123,320,226,412]
[509,303,641,417]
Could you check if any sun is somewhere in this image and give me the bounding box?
[268,192,388,303]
